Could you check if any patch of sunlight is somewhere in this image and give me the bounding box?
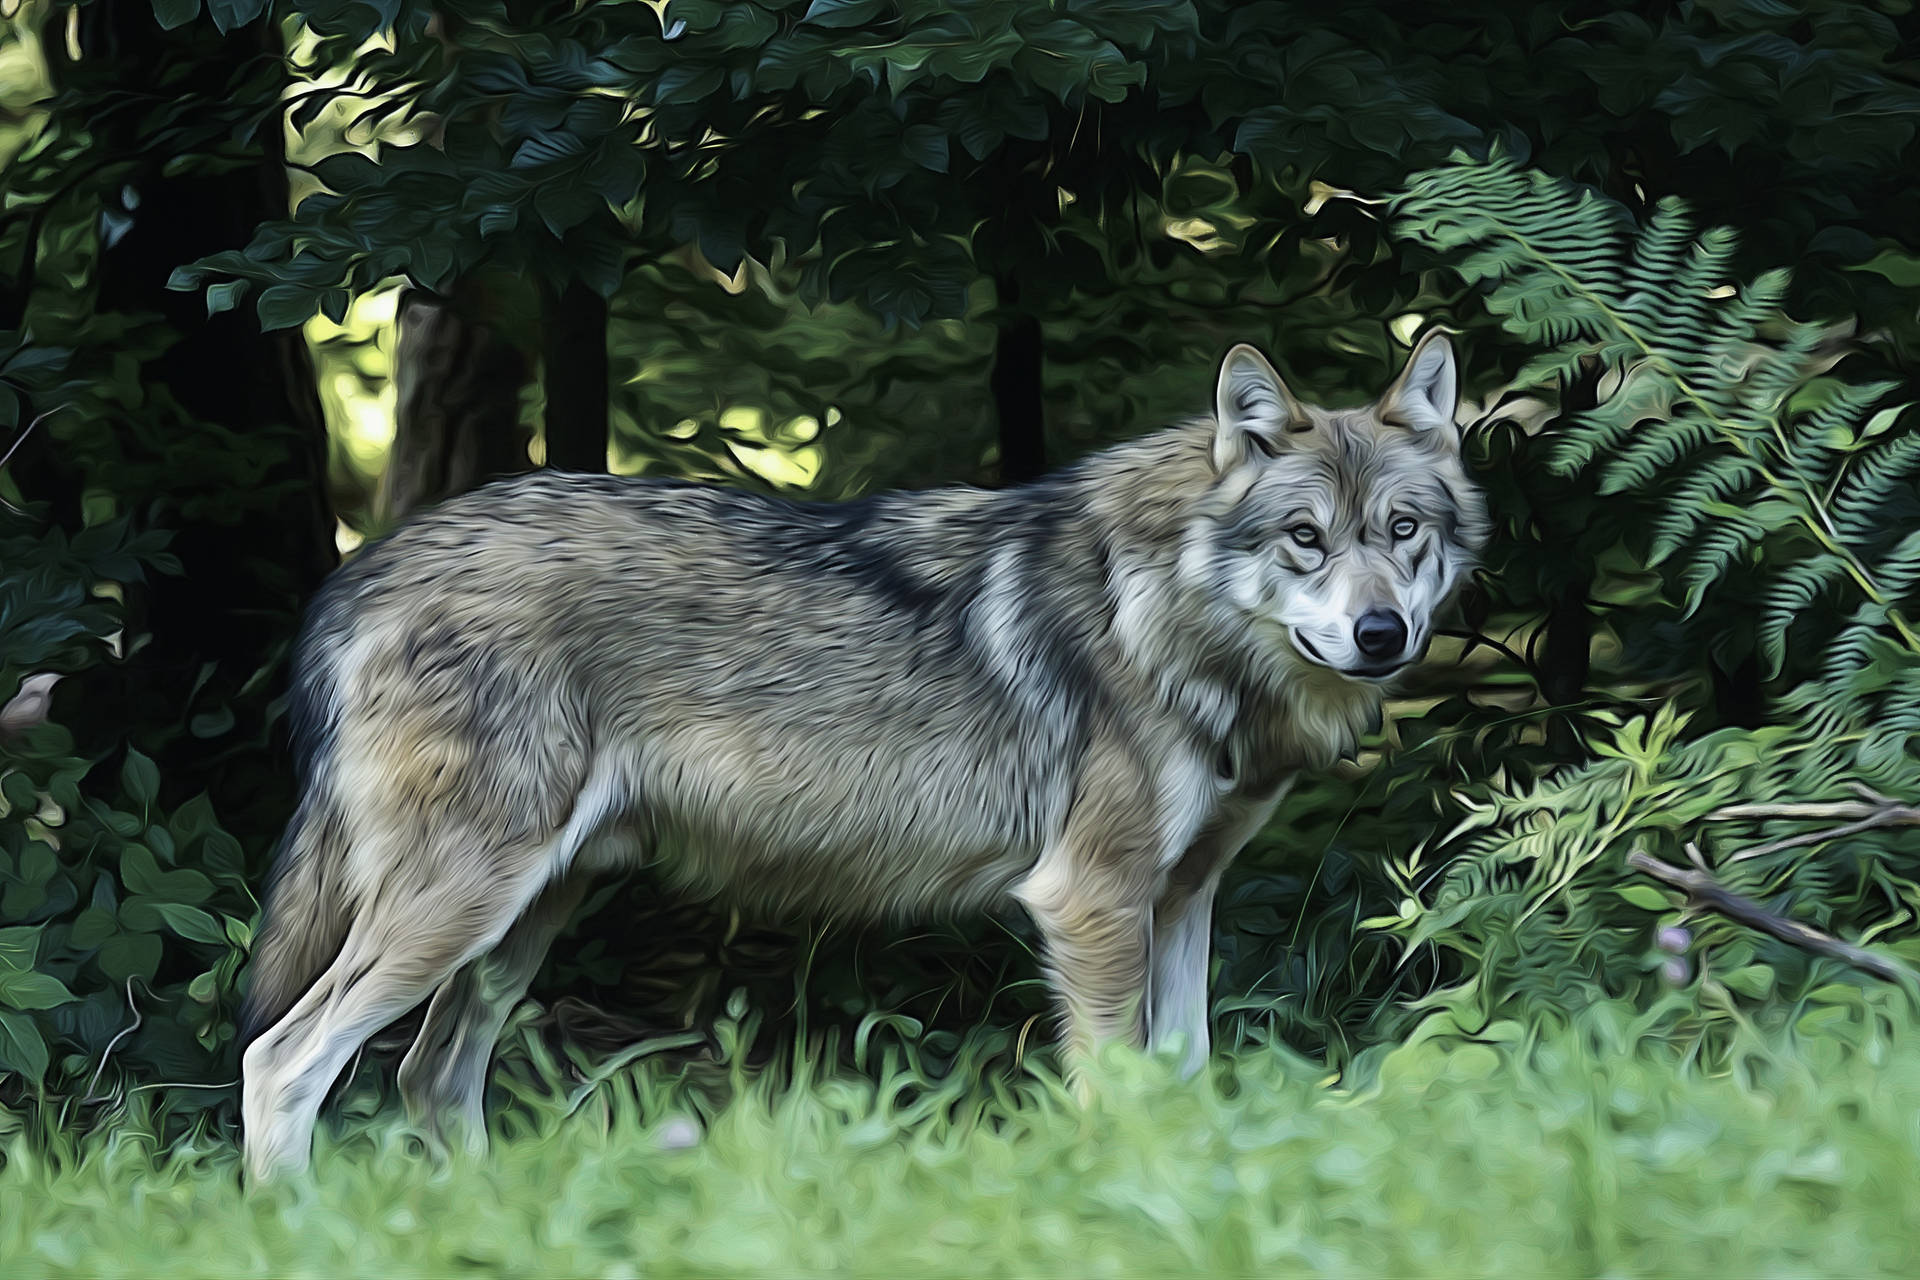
[719,404,768,440]
[1304,180,1362,215]
[1390,313,1426,345]
[1164,216,1229,253]
[306,283,401,475]
[713,405,827,490]
[608,440,644,476]
[729,440,823,490]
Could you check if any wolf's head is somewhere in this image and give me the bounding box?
[1197,332,1490,683]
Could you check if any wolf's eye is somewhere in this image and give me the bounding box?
[1288,524,1322,550]
[1389,516,1418,542]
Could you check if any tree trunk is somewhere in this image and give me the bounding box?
[1540,359,1602,758]
[378,279,534,524]
[1709,650,1767,729]
[991,274,1046,487]
[540,278,609,473]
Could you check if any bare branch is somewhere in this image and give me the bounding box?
[1628,848,1911,985]
[1703,794,1920,864]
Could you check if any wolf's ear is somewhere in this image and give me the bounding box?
[1213,344,1306,469]
[1378,331,1459,435]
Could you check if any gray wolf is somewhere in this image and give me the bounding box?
[238,332,1489,1178]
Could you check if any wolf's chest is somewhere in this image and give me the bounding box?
[1228,678,1385,792]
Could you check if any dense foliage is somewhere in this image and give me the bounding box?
[0,2,1917,1233]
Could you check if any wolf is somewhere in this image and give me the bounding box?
[237,331,1488,1178]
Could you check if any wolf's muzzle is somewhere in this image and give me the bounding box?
[1354,609,1409,662]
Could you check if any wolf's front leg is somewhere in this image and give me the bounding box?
[1147,785,1292,1078]
[1147,881,1220,1078]
[1017,865,1154,1093]
[1014,740,1199,1100]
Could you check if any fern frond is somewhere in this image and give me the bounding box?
[1649,456,1766,565]
[1831,421,1920,544]
[1757,555,1851,677]
[1394,153,1920,695]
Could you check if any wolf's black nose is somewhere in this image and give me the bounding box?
[1354,610,1408,660]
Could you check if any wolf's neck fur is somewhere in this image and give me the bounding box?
[977,418,1385,784]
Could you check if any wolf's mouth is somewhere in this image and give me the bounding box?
[1339,632,1432,682]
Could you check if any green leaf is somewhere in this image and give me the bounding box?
[654,64,725,106]
[120,845,215,905]
[69,907,120,949]
[96,933,161,983]
[1850,249,1920,288]
[0,1009,49,1083]
[189,706,236,738]
[256,285,318,332]
[1720,964,1776,998]
[802,0,881,26]
[146,903,227,947]
[0,968,77,1012]
[1615,884,1672,911]
[150,0,201,31]
[205,0,267,32]
[0,925,41,973]
[205,280,250,317]
[120,747,160,809]
[900,125,948,173]
[1,772,38,812]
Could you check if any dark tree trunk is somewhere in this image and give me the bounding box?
[1709,651,1767,729]
[540,278,609,474]
[56,3,335,825]
[991,275,1046,487]
[1540,359,1602,758]
[379,279,534,523]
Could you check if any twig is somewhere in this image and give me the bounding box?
[1628,848,1910,984]
[0,408,64,517]
[1705,792,1920,864]
[80,978,145,1107]
[1435,628,1533,672]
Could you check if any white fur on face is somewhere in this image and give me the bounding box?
[1203,445,1473,680]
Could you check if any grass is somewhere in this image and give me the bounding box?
[4,999,1919,1278]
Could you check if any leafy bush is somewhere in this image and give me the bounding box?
[0,511,253,1104]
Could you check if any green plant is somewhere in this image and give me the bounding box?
[0,511,253,1105]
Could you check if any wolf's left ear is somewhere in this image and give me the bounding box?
[1378,331,1459,436]
[1213,344,1305,470]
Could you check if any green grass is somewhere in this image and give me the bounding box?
[5,1000,1919,1278]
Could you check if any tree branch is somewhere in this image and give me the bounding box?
[1627,848,1911,985]
[1706,790,1920,864]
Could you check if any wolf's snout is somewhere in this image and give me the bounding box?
[1354,609,1408,661]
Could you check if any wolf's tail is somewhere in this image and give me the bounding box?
[238,795,350,1045]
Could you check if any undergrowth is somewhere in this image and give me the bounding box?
[6,993,1920,1278]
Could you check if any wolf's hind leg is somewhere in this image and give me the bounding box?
[397,868,596,1147]
[240,843,557,1181]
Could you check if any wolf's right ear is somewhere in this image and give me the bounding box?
[1213,344,1305,470]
